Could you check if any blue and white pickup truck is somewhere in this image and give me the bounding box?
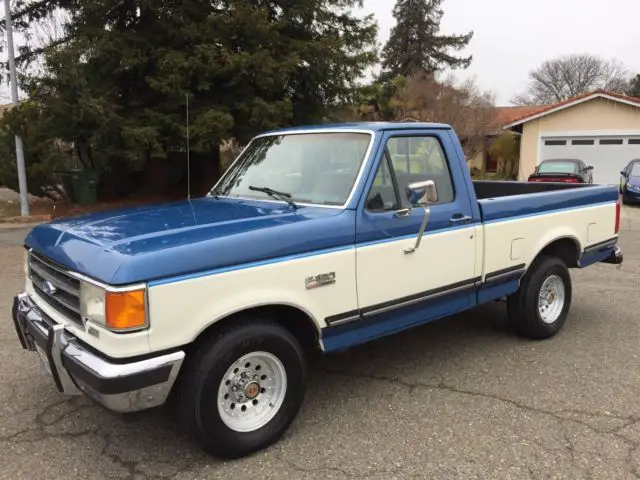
[12,122,623,458]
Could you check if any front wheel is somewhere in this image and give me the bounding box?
[178,319,306,459]
[507,255,572,339]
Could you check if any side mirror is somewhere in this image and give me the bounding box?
[586,166,594,171]
[406,180,438,206]
[621,171,626,175]
[404,180,438,255]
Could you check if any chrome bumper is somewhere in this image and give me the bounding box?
[12,293,185,413]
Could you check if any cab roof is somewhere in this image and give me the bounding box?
[260,122,453,136]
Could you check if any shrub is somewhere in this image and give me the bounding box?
[0,103,71,200]
[489,132,520,180]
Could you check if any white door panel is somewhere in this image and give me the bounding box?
[356,226,477,308]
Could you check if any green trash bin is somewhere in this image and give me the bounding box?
[70,169,99,205]
[56,168,82,201]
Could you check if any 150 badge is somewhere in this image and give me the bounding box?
[305,272,336,289]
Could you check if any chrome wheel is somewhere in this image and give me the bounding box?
[217,351,287,432]
[538,274,565,324]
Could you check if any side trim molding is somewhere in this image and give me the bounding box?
[325,310,360,327]
[325,276,481,327]
[484,264,526,284]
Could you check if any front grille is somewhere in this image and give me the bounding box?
[28,252,83,326]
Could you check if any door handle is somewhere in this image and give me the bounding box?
[450,214,472,224]
[394,208,412,218]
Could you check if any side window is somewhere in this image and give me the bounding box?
[366,152,399,211]
[386,136,455,205]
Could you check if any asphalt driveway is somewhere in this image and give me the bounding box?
[1,208,640,479]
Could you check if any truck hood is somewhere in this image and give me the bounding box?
[25,197,354,285]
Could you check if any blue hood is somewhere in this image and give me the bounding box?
[25,197,355,285]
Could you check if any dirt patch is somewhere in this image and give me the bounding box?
[0,192,189,223]
[49,194,187,220]
[0,198,54,223]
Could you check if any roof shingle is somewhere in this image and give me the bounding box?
[503,89,640,127]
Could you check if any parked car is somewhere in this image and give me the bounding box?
[12,122,623,459]
[528,158,594,184]
[619,159,640,204]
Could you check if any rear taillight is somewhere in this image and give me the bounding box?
[529,177,579,183]
[615,199,621,234]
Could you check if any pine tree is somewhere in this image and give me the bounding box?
[629,74,640,98]
[0,0,379,196]
[381,0,473,78]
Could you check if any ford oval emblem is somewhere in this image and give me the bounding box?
[42,280,58,296]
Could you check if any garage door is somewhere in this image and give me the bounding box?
[541,136,640,185]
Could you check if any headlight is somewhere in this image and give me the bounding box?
[80,281,106,326]
[628,183,640,191]
[80,281,147,332]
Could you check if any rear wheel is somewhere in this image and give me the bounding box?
[179,318,306,459]
[507,255,572,339]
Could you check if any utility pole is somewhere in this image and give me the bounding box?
[4,0,28,216]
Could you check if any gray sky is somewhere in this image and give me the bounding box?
[2,1,638,107]
[360,0,640,105]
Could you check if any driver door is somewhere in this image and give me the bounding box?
[354,131,478,340]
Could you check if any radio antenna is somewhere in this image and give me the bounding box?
[186,92,191,200]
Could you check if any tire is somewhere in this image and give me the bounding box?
[622,194,629,205]
[178,318,306,459]
[507,255,572,340]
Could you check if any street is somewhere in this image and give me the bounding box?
[1,209,640,480]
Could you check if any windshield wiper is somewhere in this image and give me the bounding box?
[249,186,298,209]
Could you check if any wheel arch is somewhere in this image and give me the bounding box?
[187,303,323,357]
[531,235,582,269]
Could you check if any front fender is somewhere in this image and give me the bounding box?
[146,248,358,353]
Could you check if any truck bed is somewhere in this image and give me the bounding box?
[472,180,592,200]
[473,180,618,223]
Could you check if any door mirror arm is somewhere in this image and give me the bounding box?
[404,180,438,255]
[404,205,431,254]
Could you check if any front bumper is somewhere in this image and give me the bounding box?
[624,189,640,202]
[12,293,185,413]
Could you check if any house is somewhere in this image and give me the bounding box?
[468,105,548,173]
[471,90,640,184]
[505,90,640,183]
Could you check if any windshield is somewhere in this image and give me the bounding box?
[214,132,372,206]
[538,161,579,174]
[631,163,640,177]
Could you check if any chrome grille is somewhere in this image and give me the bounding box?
[28,252,83,326]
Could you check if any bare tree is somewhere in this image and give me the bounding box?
[19,8,70,78]
[512,54,631,105]
[392,73,497,160]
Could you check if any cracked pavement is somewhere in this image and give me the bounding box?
[2,206,640,479]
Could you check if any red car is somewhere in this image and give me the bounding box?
[528,159,594,184]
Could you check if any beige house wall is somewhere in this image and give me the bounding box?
[517,98,640,180]
[468,151,483,170]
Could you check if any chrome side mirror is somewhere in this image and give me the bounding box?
[407,180,438,206]
[404,180,438,255]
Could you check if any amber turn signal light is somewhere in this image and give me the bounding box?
[105,289,146,331]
